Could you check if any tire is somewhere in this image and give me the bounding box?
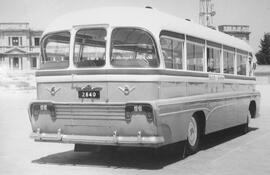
[186,115,201,154]
[240,113,251,134]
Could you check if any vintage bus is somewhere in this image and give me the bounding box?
[29,7,260,154]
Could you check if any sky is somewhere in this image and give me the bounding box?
[0,0,269,52]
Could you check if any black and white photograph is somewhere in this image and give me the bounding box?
[0,0,270,174]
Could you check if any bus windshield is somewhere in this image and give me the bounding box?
[41,31,70,69]
[110,28,159,68]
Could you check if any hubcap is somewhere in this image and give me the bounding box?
[188,117,198,147]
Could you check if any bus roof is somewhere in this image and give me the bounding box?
[44,6,253,53]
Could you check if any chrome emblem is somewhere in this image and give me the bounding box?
[75,85,102,91]
[47,86,61,96]
[118,85,135,96]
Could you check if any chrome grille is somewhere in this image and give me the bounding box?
[54,104,125,120]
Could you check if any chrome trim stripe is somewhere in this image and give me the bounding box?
[35,69,256,81]
[159,108,210,117]
[36,74,256,85]
[158,91,261,115]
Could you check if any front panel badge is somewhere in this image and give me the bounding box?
[118,85,135,96]
[46,86,61,96]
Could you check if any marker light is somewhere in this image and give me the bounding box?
[125,104,154,123]
[30,103,56,121]
[31,104,40,121]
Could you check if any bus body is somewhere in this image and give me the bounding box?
[29,7,260,151]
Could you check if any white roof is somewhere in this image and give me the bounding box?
[44,6,253,52]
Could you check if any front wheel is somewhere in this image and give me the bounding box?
[186,115,201,154]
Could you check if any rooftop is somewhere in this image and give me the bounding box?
[44,7,253,52]
[0,22,43,32]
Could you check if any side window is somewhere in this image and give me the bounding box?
[223,50,235,74]
[34,37,40,46]
[207,47,221,73]
[12,37,19,46]
[186,42,204,71]
[237,53,247,75]
[160,36,183,69]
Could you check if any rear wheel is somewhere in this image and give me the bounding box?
[186,115,201,154]
[240,113,251,134]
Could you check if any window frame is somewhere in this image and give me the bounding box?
[34,37,40,46]
[73,27,107,68]
[236,52,248,76]
[40,30,71,70]
[223,49,235,75]
[12,37,19,46]
[110,27,160,68]
[186,40,205,72]
[160,35,184,70]
[206,45,222,73]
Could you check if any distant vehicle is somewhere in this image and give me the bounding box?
[28,7,260,155]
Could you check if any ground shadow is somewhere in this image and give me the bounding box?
[32,146,183,170]
[32,126,258,170]
[201,126,258,150]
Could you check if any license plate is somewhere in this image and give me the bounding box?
[78,91,100,99]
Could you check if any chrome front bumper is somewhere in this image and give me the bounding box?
[30,131,165,146]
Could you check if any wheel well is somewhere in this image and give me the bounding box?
[193,111,206,136]
[249,101,256,119]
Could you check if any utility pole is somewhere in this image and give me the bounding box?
[199,0,216,28]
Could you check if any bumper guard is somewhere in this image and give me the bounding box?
[30,130,164,146]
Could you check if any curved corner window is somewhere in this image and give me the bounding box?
[74,28,106,68]
[110,28,159,68]
[41,31,70,69]
[237,54,247,76]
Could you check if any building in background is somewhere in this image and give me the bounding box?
[218,25,250,42]
[0,23,43,72]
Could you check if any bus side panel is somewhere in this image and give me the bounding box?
[157,105,192,145]
[205,96,254,135]
[157,100,209,145]
[254,93,261,118]
[236,97,250,124]
[187,82,208,96]
[156,80,208,144]
[205,98,238,134]
[159,81,186,99]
